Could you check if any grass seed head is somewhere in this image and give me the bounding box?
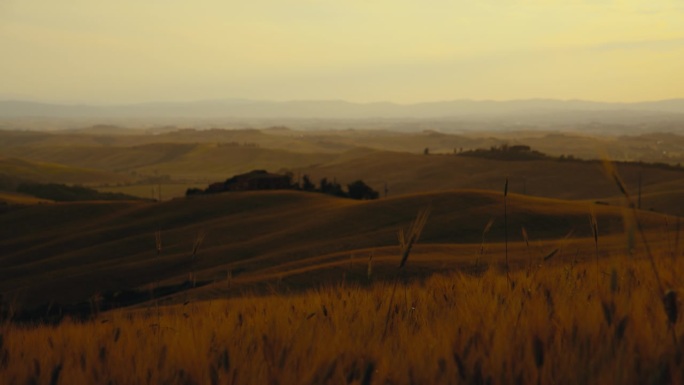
[664,290,678,325]
[610,269,619,293]
[367,252,373,280]
[398,208,430,269]
[543,248,559,262]
[532,336,544,368]
[589,212,598,244]
[602,300,616,326]
[521,227,529,248]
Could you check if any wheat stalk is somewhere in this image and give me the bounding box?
[589,211,599,289]
[603,160,678,346]
[675,217,681,259]
[191,230,206,259]
[189,230,206,287]
[382,208,430,340]
[155,230,162,256]
[398,208,430,269]
[477,219,495,266]
[367,251,374,281]
[504,178,511,288]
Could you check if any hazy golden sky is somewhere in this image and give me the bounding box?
[1,0,683,104]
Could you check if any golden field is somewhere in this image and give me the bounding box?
[1,253,682,385]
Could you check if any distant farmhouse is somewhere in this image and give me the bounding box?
[203,170,292,194]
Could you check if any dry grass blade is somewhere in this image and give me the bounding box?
[383,208,430,341]
[664,216,675,259]
[664,291,678,325]
[367,252,374,280]
[604,161,664,294]
[479,219,495,257]
[191,230,206,258]
[602,160,631,204]
[155,230,162,256]
[612,174,629,200]
[504,177,510,287]
[603,159,678,346]
[542,248,559,262]
[532,336,544,368]
[589,212,598,246]
[676,217,681,259]
[589,211,599,288]
[398,208,430,269]
[484,218,495,236]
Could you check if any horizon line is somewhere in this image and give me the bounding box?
[2,96,684,107]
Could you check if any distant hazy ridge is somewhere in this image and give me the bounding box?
[1,99,683,119]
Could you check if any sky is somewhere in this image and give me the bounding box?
[1,0,683,104]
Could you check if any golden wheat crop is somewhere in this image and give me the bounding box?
[1,252,683,385]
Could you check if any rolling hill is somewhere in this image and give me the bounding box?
[4,131,684,215]
[0,139,339,182]
[0,157,131,185]
[0,191,52,205]
[293,150,684,214]
[0,189,672,311]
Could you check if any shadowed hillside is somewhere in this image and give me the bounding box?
[0,189,671,311]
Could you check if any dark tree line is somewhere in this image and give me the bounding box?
[187,171,379,201]
[297,175,379,200]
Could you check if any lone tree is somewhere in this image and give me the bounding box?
[347,180,379,200]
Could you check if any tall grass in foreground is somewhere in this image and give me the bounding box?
[1,255,683,385]
[604,160,679,347]
[504,178,510,287]
[382,208,430,340]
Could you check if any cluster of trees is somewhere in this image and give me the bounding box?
[456,144,684,171]
[458,144,548,161]
[216,142,260,148]
[186,170,380,201]
[298,175,379,200]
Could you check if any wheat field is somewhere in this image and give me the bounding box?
[1,252,682,385]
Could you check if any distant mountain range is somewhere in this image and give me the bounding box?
[0,98,683,120]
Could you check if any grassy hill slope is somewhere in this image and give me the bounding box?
[132,144,338,181]
[0,189,671,310]
[294,151,684,209]
[0,157,130,185]
[4,128,684,203]
[0,191,52,205]
[1,142,338,182]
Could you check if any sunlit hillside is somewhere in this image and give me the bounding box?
[0,157,130,185]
